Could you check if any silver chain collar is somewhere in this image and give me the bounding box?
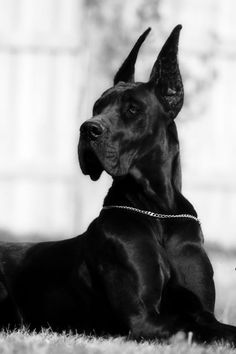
[102,205,200,224]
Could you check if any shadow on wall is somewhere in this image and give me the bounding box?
[0,229,65,243]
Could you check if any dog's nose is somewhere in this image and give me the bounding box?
[80,121,104,141]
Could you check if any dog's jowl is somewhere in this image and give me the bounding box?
[0,25,235,344]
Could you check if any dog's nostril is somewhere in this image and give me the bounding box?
[80,122,103,141]
[89,124,103,140]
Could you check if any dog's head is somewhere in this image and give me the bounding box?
[78,25,184,181]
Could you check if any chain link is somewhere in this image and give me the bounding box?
[102,205,200,224]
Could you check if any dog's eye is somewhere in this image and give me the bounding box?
[128,105,138,115]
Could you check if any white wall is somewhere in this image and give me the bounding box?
[0,0,235,247]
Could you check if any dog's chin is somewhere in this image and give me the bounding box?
[79,148,104,181]
[103,162,130,179]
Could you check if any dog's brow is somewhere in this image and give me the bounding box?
[122,91,146,108]
[93,92,120,112]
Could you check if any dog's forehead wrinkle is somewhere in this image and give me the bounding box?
[95,91,149,116]
[101,83,135,97]
[100,82,146,100]
[94,93,119,110]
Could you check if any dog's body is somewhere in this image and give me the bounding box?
[0,25,236,343]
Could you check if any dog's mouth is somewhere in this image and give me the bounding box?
[78,143,104,181]
[78,135,132,180]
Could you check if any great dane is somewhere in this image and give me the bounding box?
[0,25,235,344]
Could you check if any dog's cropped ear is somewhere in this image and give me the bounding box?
[149,25,184,119]
[114,28,151,85]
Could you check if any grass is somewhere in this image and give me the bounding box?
[0,248,235,353]
[0,330,235,354]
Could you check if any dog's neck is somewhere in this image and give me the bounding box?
[104,148,187,213]
[131,149,181,211]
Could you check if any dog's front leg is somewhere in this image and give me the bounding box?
[164,239,236,344]
[166,240,215,313]
[95,237,177,340]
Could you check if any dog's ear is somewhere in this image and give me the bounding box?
[149,25,184,119]
[114,28,151,85]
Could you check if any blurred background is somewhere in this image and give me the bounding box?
[0,0,236,322]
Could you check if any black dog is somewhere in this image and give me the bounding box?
[0,25,235,344]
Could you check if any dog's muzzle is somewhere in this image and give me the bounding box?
[79,117,128,180]
[78,120,106,181]
[80,121,104,142]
